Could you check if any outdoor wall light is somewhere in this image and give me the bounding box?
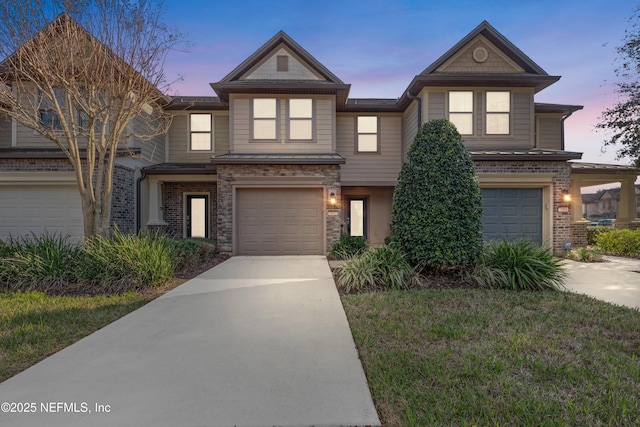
[562,192,572,203]
[329,192,337,205]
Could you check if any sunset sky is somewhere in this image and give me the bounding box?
[162,0,637,178]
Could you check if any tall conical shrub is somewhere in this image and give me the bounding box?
[390,119,483,268]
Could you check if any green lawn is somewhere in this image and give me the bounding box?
[0,290,155,382]
[342,289,640,427]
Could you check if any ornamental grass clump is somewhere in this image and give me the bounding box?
[336,245,416,293]
[468,240,566,291]
[328,234,368,259]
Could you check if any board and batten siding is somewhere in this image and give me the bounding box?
[423,88,534,149]
[336,114,402,185]
[230,94,335,153]
[536,116,562,150]
[167,113,229,163]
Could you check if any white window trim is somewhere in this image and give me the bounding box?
[188,113,214,152]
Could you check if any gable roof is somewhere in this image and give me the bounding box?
[210,31,350,104]
[398,21,560,108]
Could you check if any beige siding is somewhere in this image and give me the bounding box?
[0,116,11,147]
[402,100,419,160]
[537,116,562,150]
[341,186,394,246]
[424,88,534,150]
[167,113,230,163]
[230,94,334,153]
[243,46,322,81]
[131,115,165,163]
[337,115,402,185]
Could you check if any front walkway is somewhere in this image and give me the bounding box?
[564,256,640,310]
[0,256,381,427]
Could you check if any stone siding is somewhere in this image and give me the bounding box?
[162,182,217,239]
[474,160,572,254]
[216,164,341,254]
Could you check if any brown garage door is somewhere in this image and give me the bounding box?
[236,188,323,255]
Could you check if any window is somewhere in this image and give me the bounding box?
[289,98,313,140]
[448,91,474,135]
[39,89,66,130]
[253,98,277,140]
[357,116,378,152]
[486,91,510,135]
[190,113,212,151]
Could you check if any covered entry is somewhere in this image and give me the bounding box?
[236,188,324,255]
[481,188,543,244]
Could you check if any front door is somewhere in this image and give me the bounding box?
[347,197,367,238]
[186,195,208,238]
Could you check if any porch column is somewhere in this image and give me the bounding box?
[147,178,168,228]
[617,178,640,228]
[570,178,589,247]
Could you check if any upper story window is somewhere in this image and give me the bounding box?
[448,91,473,135]
[39,88,65,130]
[288,98,313,140]
[357,116,378,152]
[190,113,212,151]
[486,91,510,135]
[252,98,277,140]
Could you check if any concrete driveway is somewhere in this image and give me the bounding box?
[564,255,640,310]
[0,256,381,427]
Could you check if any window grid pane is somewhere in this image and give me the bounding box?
[450,113,473,135]
[357,116,377,133]
[289,99,312,118]
[290,119,312,140]
[486,92,510,112]
[486,113,510,134]
[190,133,211,150]
[449,91,473,112]
[253,98,276,118]
[254,119,276,139]
[358,134,378,152]
[190,114,211,132]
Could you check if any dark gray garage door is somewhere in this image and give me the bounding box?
[481,188,542,245]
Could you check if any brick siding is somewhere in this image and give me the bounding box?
[162,182,217,238]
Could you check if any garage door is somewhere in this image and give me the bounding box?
[0,185,84,242]
[481,188,542,245]
[236,188,323,255]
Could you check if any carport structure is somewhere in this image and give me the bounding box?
[570,162,640,247]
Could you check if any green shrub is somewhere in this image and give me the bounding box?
[0,233,82,290]
[81,230,178,291]
[328,234,368,259]
[336,245,415,293]
[390,119,482,268]
[468,240,566,291]
[595,228,640,256]
[587,226,614,245]
[566,247,604,262]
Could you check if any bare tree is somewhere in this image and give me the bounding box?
[0,0,183,238]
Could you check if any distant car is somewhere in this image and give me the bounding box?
[589,221,599,226]
[596,219,616,226]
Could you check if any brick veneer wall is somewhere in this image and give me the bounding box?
[0,158,75,172]
[474,160,572,254]
[216,164,341,254]
[162,182,217,238]
[111,164,135,233]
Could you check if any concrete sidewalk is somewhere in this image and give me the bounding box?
[0,256,381,427]
[564,255,640,310]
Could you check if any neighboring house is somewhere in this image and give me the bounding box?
[582,185,640,220]
[0,20,638,253]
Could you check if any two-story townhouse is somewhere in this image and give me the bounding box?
[2,20,638,253]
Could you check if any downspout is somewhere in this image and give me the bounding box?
[136,170,147,232]
[407,92,422,126]
[560,111,575,151]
